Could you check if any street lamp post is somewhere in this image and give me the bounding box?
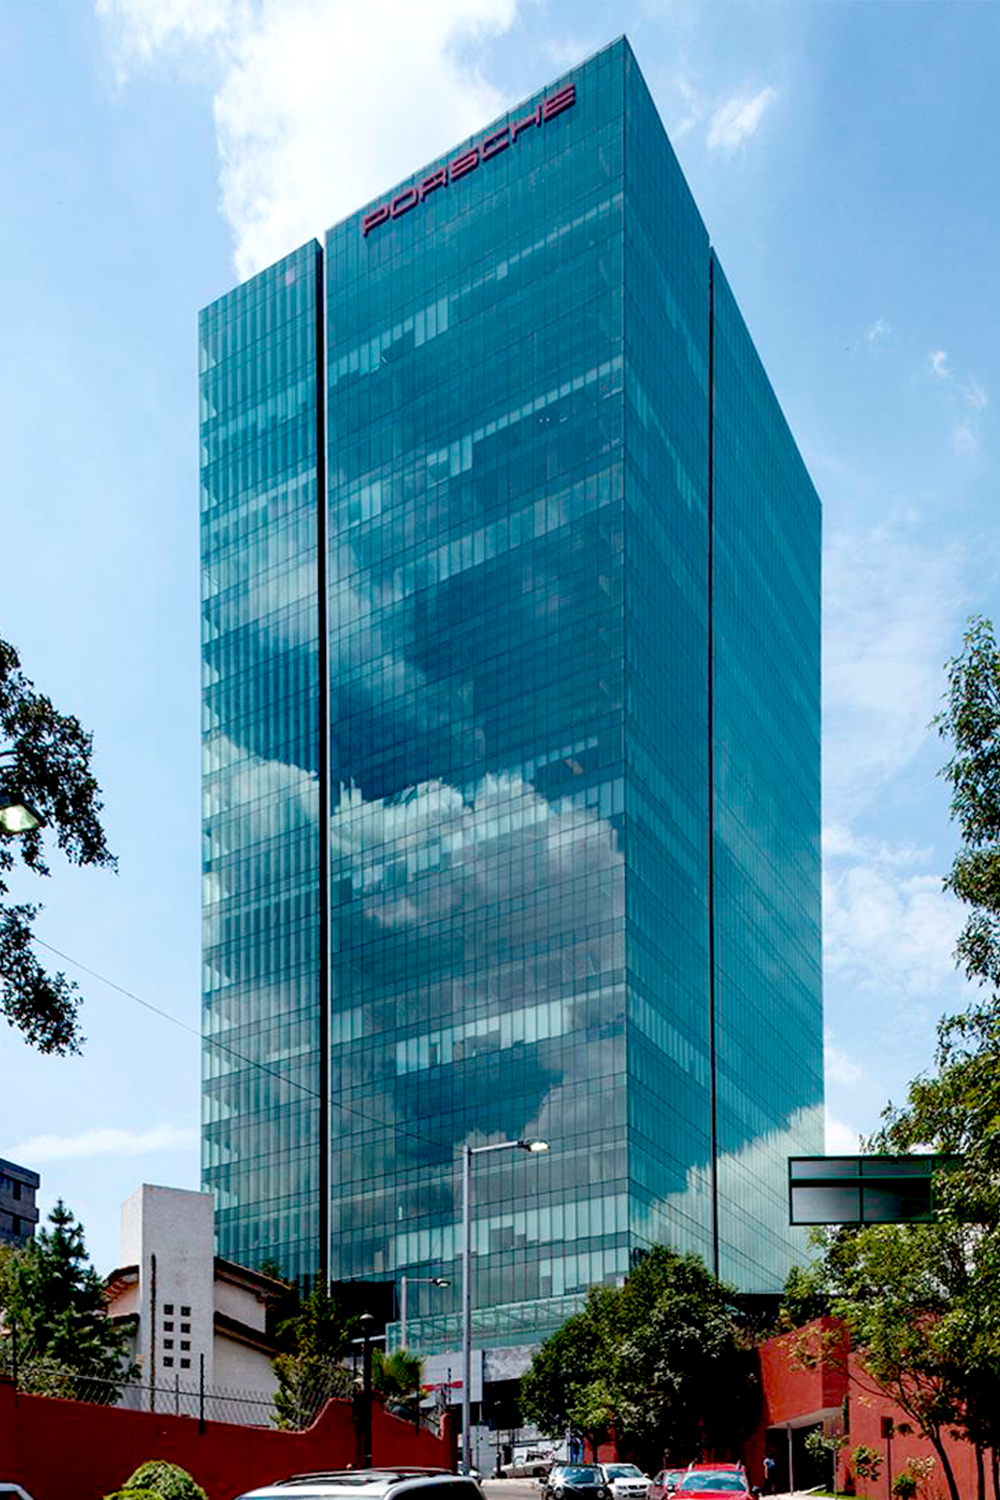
[359,1311,375,1467]
[399,1275,450,1352]
[461,1138,549,1475]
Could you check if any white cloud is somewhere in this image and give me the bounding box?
[823,855,963,1004]
[825,1111,862,1155]
[921,353,987,457]
[824,516,966,816]
[866,317,891,349]
[824,1034,864,1086]
[7,1124,198,1163]
[823,821,929,869]
[953,419,979,459]
[929,349,952,380]
[98,0,519,279]
[962,375,988,412]
[706,85,777,152]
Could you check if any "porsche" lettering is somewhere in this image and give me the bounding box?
[361,83,576,238]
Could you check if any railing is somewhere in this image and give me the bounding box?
[0,1333,444,1435]
[1,1333,279,1427]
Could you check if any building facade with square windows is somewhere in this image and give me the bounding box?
[0,1158,40,1247]
[199,37,823,1361]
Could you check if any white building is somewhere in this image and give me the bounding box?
[105,1184,282,1413]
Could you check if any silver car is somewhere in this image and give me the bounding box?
[235,1469,484,1500]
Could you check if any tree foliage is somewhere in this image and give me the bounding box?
[779,619,1000,1500]
[935,614,1000,991]
[804,1428,847,1497]
[852,1443,883,1490]
[520,1246,757,1469]
[272,1283,357,1429]
[373,1347,423,1399]
[0,634,115,1054]
[1,1199,135,1398]
[787,1215,1000,1500]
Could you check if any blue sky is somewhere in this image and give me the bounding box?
[2,0,997,1275]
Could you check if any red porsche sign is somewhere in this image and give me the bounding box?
[361,83,577,237]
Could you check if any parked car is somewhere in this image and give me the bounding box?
[647,1471,686,1500]
[544,1465,611,1500]
[501,1452,556,1478]
[600,1464,651,1500]
[233,1469,484,1500]
[674,1473,758,1498]
[682,1469,747,1483]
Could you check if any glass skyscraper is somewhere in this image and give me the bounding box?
[199,37,822,1359]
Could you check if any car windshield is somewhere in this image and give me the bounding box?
[562,1470,599,1483]
[606,1469,643,1480]
[678,1478,747,1494]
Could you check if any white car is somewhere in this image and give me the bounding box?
[235,1469,484,1500]
[501,1453,556,1479]
[601,1464,652,1500]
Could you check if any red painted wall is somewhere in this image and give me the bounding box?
[751,1321,981,1500]
[0,1378,453,1500]
[757,1319,848,1427]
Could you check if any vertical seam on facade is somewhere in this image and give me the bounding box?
[708,251,719,1280]
[620,37,630,1246]
[315,242,331,1286]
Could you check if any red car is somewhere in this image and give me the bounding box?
[673,1474,758,1499]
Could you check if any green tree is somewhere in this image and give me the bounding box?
[935,615,1000,994]
[1,1199,135,1398]
[519,1286,617,1454]
[257,1257,301,1350]
[789,1222,989,1500]
[373,1346,423,1399]
[0,634,115,1054]
[272,1283,357,1429]
[520,1247,756,1469]
[568,1377,617,1460]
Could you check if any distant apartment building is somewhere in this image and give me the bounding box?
[104,1184,281,1410]
[0,1158,40,1247]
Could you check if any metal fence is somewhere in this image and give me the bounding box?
[0,1333,443,1436]
[1,1333,279,1427]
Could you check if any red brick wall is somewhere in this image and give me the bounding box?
[0,1377,453,1500]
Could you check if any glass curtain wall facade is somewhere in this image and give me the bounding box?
[200,243,325,1286]
[199,37,822,1344]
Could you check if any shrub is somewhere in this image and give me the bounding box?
[853,1445,883,1489]
[891,1476,917,1500]
[107,1461,208,1500]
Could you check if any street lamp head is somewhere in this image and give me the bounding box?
[0,795,43,835]
[518,1139,550,1153]
[432,1277,451,1286]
